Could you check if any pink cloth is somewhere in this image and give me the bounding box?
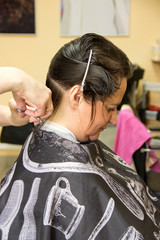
[113,108,160,172]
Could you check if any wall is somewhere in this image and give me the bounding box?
[0,0,160,106]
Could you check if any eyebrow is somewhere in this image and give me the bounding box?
[113,103,120,107]
[106,103,120,107]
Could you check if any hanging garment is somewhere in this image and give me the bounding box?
[114,108,160,172]
[0,124,160,240]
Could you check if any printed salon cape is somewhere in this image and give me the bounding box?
[0,125,160,240]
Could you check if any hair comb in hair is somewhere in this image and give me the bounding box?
[80,49,93,92]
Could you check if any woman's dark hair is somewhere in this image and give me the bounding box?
[46,33,133,111]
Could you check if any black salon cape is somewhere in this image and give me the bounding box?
[0,128,160,240]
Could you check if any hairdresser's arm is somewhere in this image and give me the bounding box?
[0,67,53,125]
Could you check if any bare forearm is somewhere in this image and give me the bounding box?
[0,67,25,94]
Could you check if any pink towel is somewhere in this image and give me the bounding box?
[113,108,160,172]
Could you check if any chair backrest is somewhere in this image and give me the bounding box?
[0,123,33,145]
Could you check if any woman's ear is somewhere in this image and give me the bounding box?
[69,85,82,109]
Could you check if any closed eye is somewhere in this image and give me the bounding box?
[106,107,116,112]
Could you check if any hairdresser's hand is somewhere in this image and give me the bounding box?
[0,67,53,125]
[8,98,30,126]
[11,70,53,122]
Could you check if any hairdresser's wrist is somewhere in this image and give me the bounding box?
[0,67,22,94]
[11,68,29,96]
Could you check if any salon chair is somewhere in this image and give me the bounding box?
[0,123,33,145]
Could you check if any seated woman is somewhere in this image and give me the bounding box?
[0,33,160,240]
